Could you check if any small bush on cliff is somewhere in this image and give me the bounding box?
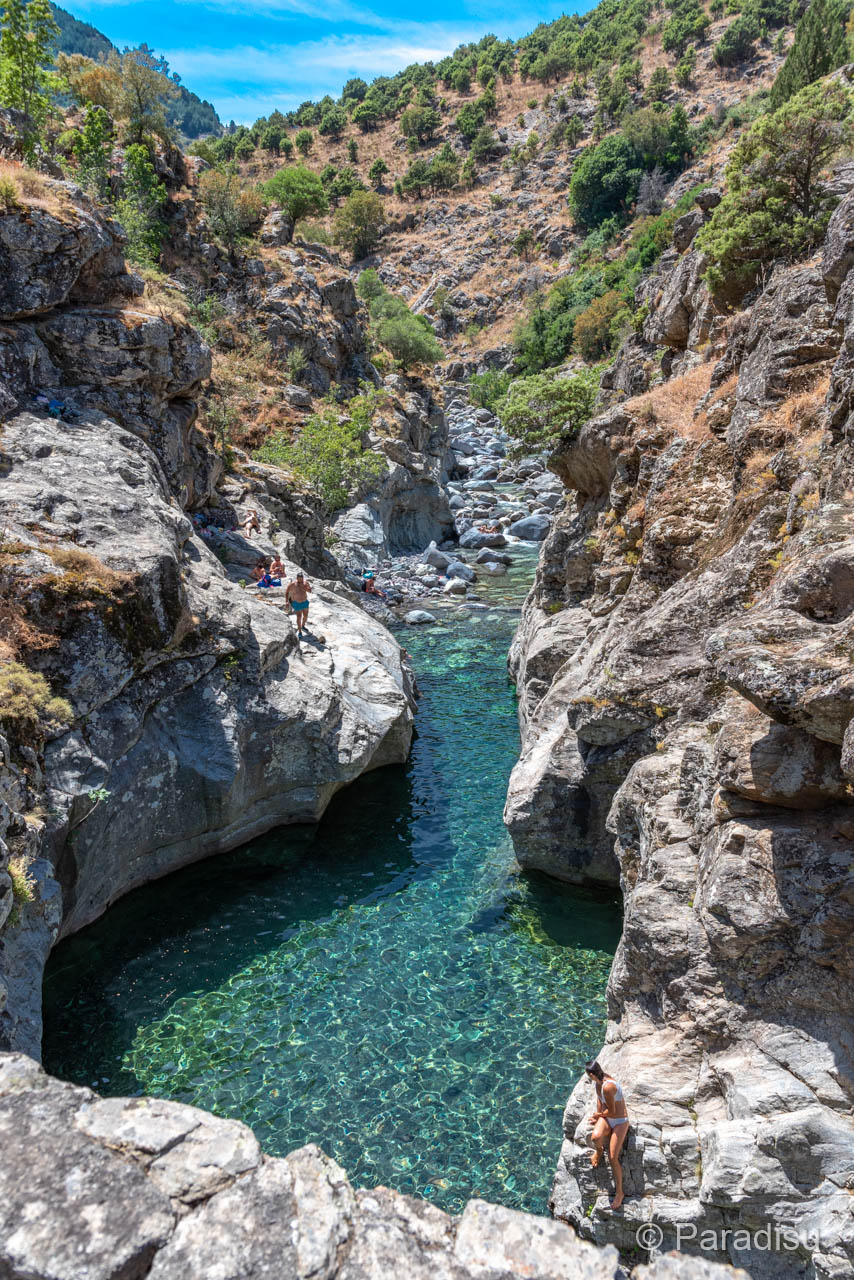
[199,168,263,252]
[263,164,327,223]
[496,366,600,452]
[698,81,854,296]
[6,856,35,928]
[356,270,443,370]
[254,388,387,513]
[0,662,72,740]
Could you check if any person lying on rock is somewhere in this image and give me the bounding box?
[585,1058,630,1210]
[241,508,261,538]
[286,572,312,633]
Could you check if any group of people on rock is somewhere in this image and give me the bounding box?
[251,555,286,588]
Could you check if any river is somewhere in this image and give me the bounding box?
[42,544,621,1216]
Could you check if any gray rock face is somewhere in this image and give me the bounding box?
[0,191,419,1054]
[507,191,854,1277]
[331,382,454,566]
[0,1053,751,1280]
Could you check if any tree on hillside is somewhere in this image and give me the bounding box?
[318,104,347,137]
[115,142,167,264]
[263,165,328,222]
[58,44,177,143]
[400,104,440,143]
[199,168,263,253]
[368,157,388,189]
[0,0,59,146]
[73,103,112,197]
[698,80,854,294]
[568,134,644,228]
[713,13,760,66]
[295,127,314,156]
[770,0,849,107]
[352,101,379,131]
[333,189,385,259]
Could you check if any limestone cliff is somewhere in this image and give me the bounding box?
[0,182,416,1055]
[506,180,854,1276]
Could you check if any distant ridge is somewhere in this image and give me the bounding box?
[50,3,222,138]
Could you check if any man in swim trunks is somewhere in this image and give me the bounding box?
[285,571,312,634]
[585,1058,629,1210]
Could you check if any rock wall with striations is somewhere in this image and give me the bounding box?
[506,181,854,1277]
[0,182,416,1056]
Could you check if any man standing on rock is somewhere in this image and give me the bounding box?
[585,1059,630,1210]
[286,572,312,635]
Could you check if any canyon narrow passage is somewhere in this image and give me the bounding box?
[42,545,620,1216]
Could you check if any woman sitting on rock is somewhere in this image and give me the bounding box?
[362,570,388,601]
[585,1059,630,1210]
[251,558,267,582]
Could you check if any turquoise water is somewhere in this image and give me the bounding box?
[42,553,621,1215]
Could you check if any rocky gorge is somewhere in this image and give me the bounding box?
[1,18,854,1280]
[506,178,854,1276]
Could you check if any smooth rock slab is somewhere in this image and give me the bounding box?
[405,610,437,624]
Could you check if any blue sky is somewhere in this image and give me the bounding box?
[63,0,587,123]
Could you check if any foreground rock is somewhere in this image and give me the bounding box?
[0,1052,750,1280]
[507,178,854,1277]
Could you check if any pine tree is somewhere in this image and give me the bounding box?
[770,0,849,108]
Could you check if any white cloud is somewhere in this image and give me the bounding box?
[161,25,485,118]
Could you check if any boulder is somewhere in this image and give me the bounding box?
[458,528,508,550]
[404,610,437,625]
[445,559,477,582]
[508,514,551,541]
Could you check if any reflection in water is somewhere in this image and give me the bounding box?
[43,561,621,1215]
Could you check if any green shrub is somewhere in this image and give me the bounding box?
[295,128,314,156]
[285,346,309,382]
[262,165,327,222]
[469,368,511,411]
[698,81,854,296]
[496,367,600,451]
[254,388,387,513]
[573,290,631,360]
[0,174,19,210]
[568,133,644,228]
[198,169,263,250]
[357,272,443,369]
[713,13,760,64]
[0,662,72,739]
[368,157,389,188]
[400,104,440,143]
[333,188,385,258]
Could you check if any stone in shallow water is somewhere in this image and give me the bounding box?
[508,513,551,541]
[405,610,437,625]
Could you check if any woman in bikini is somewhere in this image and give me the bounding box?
[586,1058,629,1210]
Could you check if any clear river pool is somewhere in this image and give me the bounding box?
[42,547,621,1215]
